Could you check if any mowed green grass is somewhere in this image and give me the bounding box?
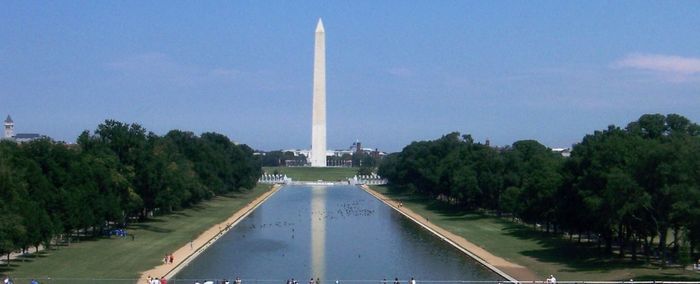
[3,184,272,280]
[370,185,700,281]
[263,166,357,181]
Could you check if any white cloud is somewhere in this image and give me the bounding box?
[612,53,700,82]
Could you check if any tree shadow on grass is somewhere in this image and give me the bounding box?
[168,211,193,219]
[497,220,655,273]
[0,263,21,273]
[11,251,49,266]
[442,214,489,222]
[129,223,173,234]
[185,204,208,212]
[424,202,477,218]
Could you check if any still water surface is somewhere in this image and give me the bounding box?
[175,185,501,281]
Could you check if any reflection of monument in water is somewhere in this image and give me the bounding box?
[310,186,326,280]
[310,19,327,167]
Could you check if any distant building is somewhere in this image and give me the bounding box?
[2,115,47,143]
[4,115,14,139]
[551,148,571,157]
[15,133,44,143]
[264,140,386,167]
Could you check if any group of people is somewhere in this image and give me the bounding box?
[163,253,174,264]
[0,276,35,284]
[194,277,241,284]
[381,277,416,284]
[286,277,313,284]
[147,276,167,284]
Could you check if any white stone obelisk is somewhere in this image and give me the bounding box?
[311,18,327,167]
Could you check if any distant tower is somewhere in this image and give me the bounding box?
[4,115,14,139]
[311,18,327,167]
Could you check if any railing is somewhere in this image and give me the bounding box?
[258,174,291,184]
[350,175,388,185]
[8,279,700,284]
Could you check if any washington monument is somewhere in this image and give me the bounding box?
[311,18,327,167]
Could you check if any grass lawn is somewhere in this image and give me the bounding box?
[370,185,700,281]
[2,184,272,281]
[263,166,358,181]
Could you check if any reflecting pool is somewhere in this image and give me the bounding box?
[174,185,501,281]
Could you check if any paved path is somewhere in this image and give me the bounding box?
[0,245,45,265]
[361,185,539,282]
[138,184,282,284]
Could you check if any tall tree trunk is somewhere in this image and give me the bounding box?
[691,240,695,262]
[659,227,669,266]
[673,228,680,261]
[644,237,651,263]
[578,231,582,243]
[618,225,626,258]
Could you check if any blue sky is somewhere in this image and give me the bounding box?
[1,1,699,152]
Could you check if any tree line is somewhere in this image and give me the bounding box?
[0,120,261,263]
[378,114,700,264]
